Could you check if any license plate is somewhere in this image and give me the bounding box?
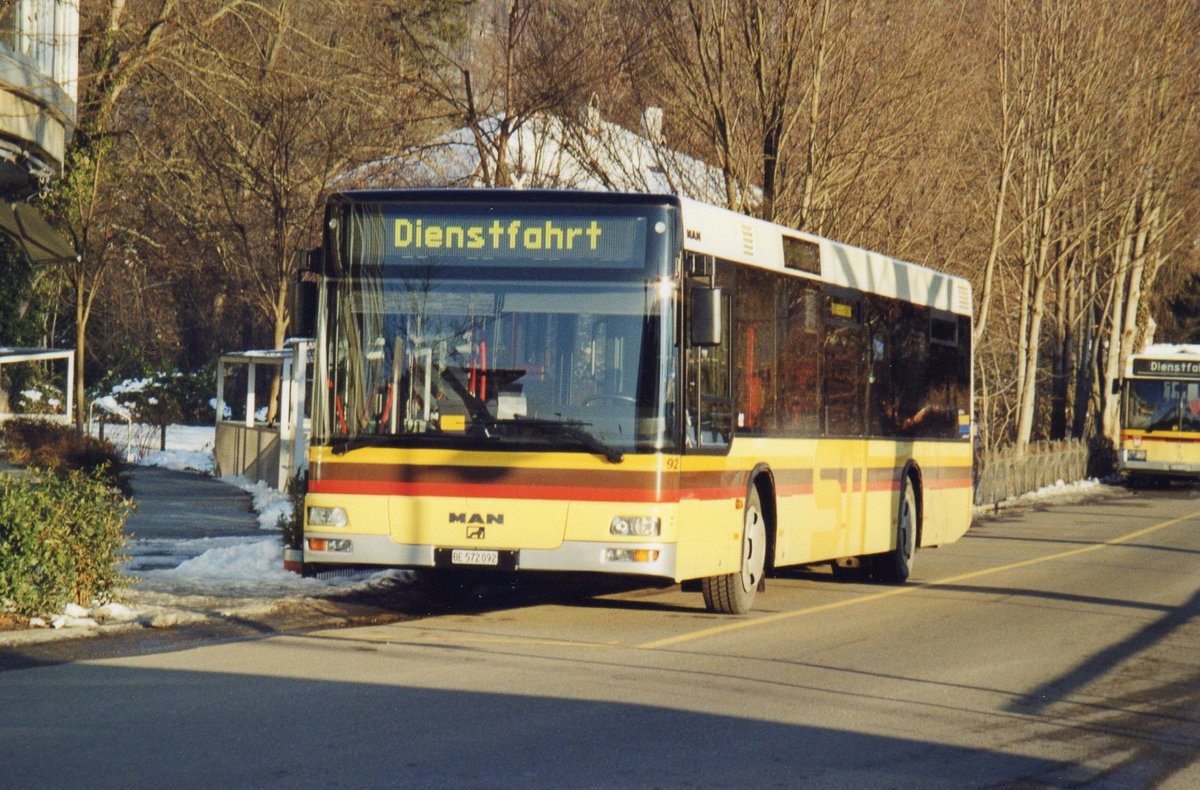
[450,549,500,566]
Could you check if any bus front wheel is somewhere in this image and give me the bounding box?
[702,487,767,614]
[875,478,917,584]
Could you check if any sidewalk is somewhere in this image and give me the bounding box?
[123,465,263,572]
[125,465,261,541]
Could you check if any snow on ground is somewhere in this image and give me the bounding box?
[1006,477,1105,506]
[121,423,391,592]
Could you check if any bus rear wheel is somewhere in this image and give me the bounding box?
[874,478,917,584]
[702,487,766,614]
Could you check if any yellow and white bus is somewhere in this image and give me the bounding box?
[1118,345,1200,483]
[303,190,974,613]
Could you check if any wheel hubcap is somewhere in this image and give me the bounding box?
[899,492,914,560]
[741,505,766,592]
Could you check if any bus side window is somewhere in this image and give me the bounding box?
[822,292,866,437]
[734,267,776,434]
[779,281,822,435]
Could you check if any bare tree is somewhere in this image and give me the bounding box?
[637,0,953,241]
[963,0,1199,449]
[41,0,268,427]
[394,0,608,188]
[125,0,422,417]
[1098,0,1200,440]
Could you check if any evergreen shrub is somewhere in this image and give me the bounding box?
[280,472,306,551]
[0,468,131,615]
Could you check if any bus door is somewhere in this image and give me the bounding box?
[815,290,869,556]
[677,268,742,580]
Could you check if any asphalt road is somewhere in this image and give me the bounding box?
[3,483,1199,789]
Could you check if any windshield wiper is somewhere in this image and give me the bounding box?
[510,417,625,463]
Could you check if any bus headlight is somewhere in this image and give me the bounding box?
[308,506,349,527]
[610,516,660,536]
[1126,450,1147,462]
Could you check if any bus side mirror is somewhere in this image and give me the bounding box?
[292,249,321,338]
[691,287,723,347]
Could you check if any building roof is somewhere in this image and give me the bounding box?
[346,109,737,206]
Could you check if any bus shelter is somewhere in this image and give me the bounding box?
[213,338,312,489]
[0,346,74,423]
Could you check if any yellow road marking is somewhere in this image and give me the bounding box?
[637,508,1200,650]
[311,629,621,650]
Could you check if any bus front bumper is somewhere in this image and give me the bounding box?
[1119,459,1200,478]
[304,533,678,579]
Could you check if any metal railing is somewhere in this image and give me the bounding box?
[974,439,1091,507]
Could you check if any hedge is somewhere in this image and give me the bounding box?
[0,468,132,616]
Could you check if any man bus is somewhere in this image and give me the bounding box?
[303,189,974,613]
[1117,344,1200,484]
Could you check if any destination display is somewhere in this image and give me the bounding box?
[1132,358,1200,379]
[354,206,650,268]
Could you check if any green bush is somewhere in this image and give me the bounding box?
[279,472,306,550]
[0,468,132,615]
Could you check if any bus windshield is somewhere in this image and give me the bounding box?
[315,199,679,458]
[1125,379,1200,432]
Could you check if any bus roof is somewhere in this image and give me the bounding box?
[1133,344,1200,358]
[329,188,680,210]
[676,196,973,317]
[326,188,973,317]
[1126,344,1200,378]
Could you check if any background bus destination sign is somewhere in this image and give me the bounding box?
[376,209,649,268]
[1132,358,1200,379]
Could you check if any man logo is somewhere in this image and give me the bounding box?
[466,526,485,540]
[449,513,505,525]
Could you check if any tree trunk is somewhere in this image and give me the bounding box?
[74,281,87,431]
[1015,275,1048,450]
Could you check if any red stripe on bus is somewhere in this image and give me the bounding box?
[308,463,968,499]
